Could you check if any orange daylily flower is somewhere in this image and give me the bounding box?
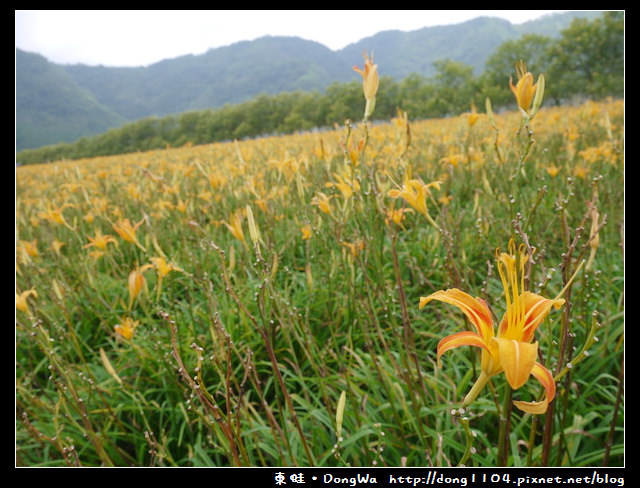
[420,240,564,414]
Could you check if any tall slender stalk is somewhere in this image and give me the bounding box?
[497,387,513,466]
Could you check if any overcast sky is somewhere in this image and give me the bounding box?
[16,10,572,67]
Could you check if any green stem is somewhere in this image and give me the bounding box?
[497,386,513,466]
[457,416,475,467]
[461,371,490,408]
[526,415,539,466]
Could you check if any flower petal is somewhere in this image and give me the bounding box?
[420,289,494,342]
[495,338,538,390]
[512,362,556,414]
[498,291,564,341]
[521,292,565,342]
[437,331,487,360]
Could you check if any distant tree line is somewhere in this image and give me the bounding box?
[16,12,623,166]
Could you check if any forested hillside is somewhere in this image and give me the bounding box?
[15,50,126,150]
[17,11,621,164]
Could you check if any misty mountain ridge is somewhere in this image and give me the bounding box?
[16,11,600,151]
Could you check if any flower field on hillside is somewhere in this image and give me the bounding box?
[16,89,623,467]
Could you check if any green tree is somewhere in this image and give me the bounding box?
[482,34,553,108]
[324,81,363,126]
[427,59,477,116]
[547,11,624,101]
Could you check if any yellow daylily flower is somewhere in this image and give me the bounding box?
[114,316,139,340]
[16,288,37,314]
[50,239,66,255]
[113,218,146,251]
[300,224,313,241]
[222,211,245,243]
[466,103,480,127]
[325,172,360,200]
[19,239,39,259]
[343,238,365,258]
[83,230,119,251]
[353,51,379,119]
[149,256,182,279]
[509,61,539,114]
[545,165,561,178]
[311,192,333,216]
[38,203,74,229]
[388,177,441,228]
[419,239,564,414]
[148,256,183,301]
[384,207,413,228]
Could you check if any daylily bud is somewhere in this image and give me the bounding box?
[335,391,347,440]
[586,205,601,271]
[245,204,261,247]
[100,347,123,384]
[128,264,153,309]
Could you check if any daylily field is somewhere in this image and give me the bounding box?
[16,89,624,466]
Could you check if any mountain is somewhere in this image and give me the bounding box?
[336,17,516,79]
[62,36,353,122]
[15,11,601,152]
[15,50,126,151]
[336,12,601,78]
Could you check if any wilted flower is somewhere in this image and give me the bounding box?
[586,205,601,271]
